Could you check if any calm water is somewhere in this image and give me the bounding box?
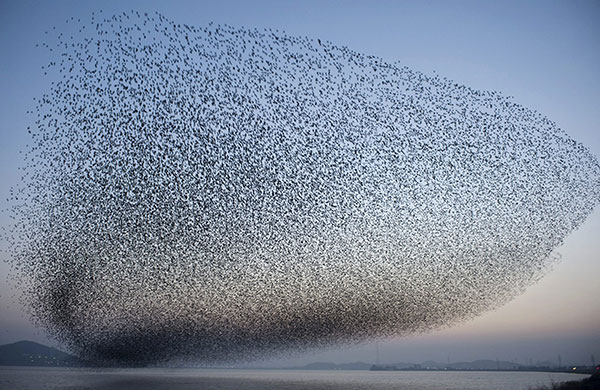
[0,366,590,390]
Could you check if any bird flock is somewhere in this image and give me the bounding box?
[8,11,600,365]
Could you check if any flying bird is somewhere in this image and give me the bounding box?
[7,10,600,366]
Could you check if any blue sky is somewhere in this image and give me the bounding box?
[1,0,599,365]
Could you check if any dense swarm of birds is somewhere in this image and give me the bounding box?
[8,11,600,365]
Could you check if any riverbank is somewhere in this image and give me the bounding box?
[532,372,599,390]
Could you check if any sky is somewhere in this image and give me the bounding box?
[0,0,598,366]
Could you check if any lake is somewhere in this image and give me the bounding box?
[0,366,590,390]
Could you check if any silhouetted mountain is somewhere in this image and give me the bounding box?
[0,340,84,367]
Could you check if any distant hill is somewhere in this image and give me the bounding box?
[375,359,525,371]
[448,359,522,370]
[0,341,567,372]
[297,359,541,371]
[0,340,84,367]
